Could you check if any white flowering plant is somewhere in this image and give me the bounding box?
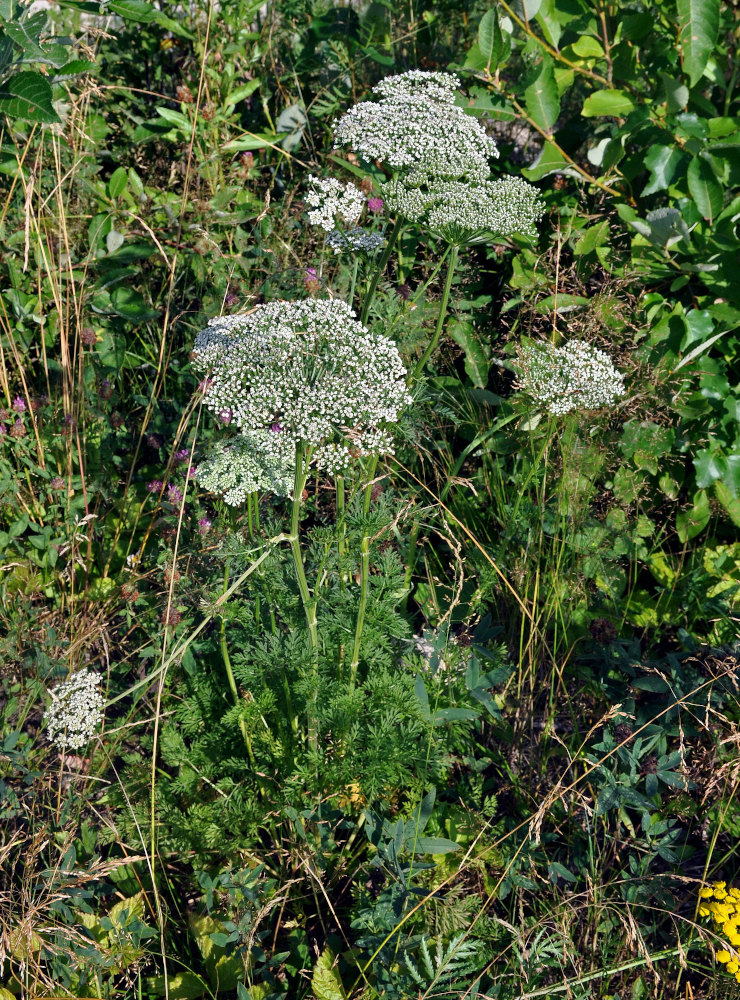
[516,340,626,416]
[44,668,105,752]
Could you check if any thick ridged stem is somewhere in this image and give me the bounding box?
[349,455,378,691]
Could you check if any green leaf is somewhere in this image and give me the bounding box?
[448,319,489,388]
[0,71,60,124]
[413,837,461,855]
[642,145,686,195]
[522,140,579,181]
[677,0,720,87]
[687,155,723,221]
[581,89,635,118]
[676,490,711,542]
[512,0,541,17]
[312,948,344,1000]
[477,8,508,71]
[108,0,157,21]
[714,480,740,527]
[524,55,559,132]
[570,35,604,59]
[108,166,128,199]
[414,674,430,719]
[110,286,158,321]
[573,220,609,256]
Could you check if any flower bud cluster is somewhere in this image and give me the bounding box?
[383,176,545,246]
[517,340,626,416]
[306,175,365,233]
[44,668,105,752]
[196,431,294,504]
[192,300,411,484]
[333,70,498,184]
[325,227,386,255]
[699,881,740,982]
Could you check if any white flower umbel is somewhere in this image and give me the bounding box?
[325,227,386,255]
[333,70,498,184]
[517,340,626,416]
[306,175,365,233]
[196,430,294,504]
[193,300,412,474]
[44,668,105,752]
[383,175,545,245]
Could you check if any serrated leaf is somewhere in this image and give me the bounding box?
[312,950,345,1000]
[687,155,723,221]
[524,55,559,132]
[0,71,60,124]
[582,89,635,118]
[677,0,720,87]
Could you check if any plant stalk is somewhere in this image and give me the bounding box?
[289,442,319,749]
[360,215,403,325]
[413,242,459,378]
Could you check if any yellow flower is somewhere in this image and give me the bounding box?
[727,961,739,974]
[715,881,727,889]
[735,971,740,984]
[699,905,710,917]
[700,887,713,898]
[714,888,728,900]
[730,888,740,900]
[730,934,740,947]
[717,950,731,963]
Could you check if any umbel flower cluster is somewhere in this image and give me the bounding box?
[517,339,626,416]
[306,175,365,233]
[334,70,498,184]
[196,431,294,504]
[699,881,740,982]
[44,668,105,752]
[383,176,545,246]
[334,70,543,247]
[326,227,386,255]
[193,299,411,480]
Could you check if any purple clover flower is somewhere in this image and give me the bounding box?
[174,448,190,464]
[50,476,64,490]
[219,409,233,425]
[198,516,212,534]
[167,484,183,504]
[367,197,384,213]
[270,423,283,433]
[12,396,26,414]
[147,480,164,493]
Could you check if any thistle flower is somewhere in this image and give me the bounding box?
[325,227,386,255]
[516,340,626,416]
[192,299,411,477]
[196,431,294,504]
[383,175,545,245]
[333,70,498,184]
[44,668,105,752]
[306,175,365,233]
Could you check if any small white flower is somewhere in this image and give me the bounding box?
[306,175,365,233]
[517,340,626,415]
[44,668,105,752]
[193,299,412,479]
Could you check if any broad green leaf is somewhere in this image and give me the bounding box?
[676,489,711,542]
[156,106,191,128]
[448,319,489,388]
[642,145,686,195]
[414,836,461,855]
[512,0,542,18]
[0,71,60,124]
[414,674,430,719]
[221,133,277,152]
[715,481,740,526]
[581,89,635,118]
[661,73,689,113]
[3,20,48,61]
[108,0,157,21]
[108,166,128,199]
[687,155,723,221]
[477,8,508,71]
[522,140,579,181]
[223,79,261,107]
[677,0,720,87]
[570,35,604,59]
[694,449,726,489]
[110,286,158,321]
[524,55,559,132]
[312,949,344,1000]
[574,220,609,256]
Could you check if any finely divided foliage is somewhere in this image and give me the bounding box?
[192,299,411,477]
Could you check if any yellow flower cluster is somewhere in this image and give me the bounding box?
[699,881,740,982]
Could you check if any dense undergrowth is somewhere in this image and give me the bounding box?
[1,1,739,999]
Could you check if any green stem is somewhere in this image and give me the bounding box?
[413,243,459,379]
[348,455,378,691]
[360,215,403,325]
[289,442,319,749]
[336,474,347,590]
[220,563,255,764]
[348,255,360,311]
[403,519,420,592]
